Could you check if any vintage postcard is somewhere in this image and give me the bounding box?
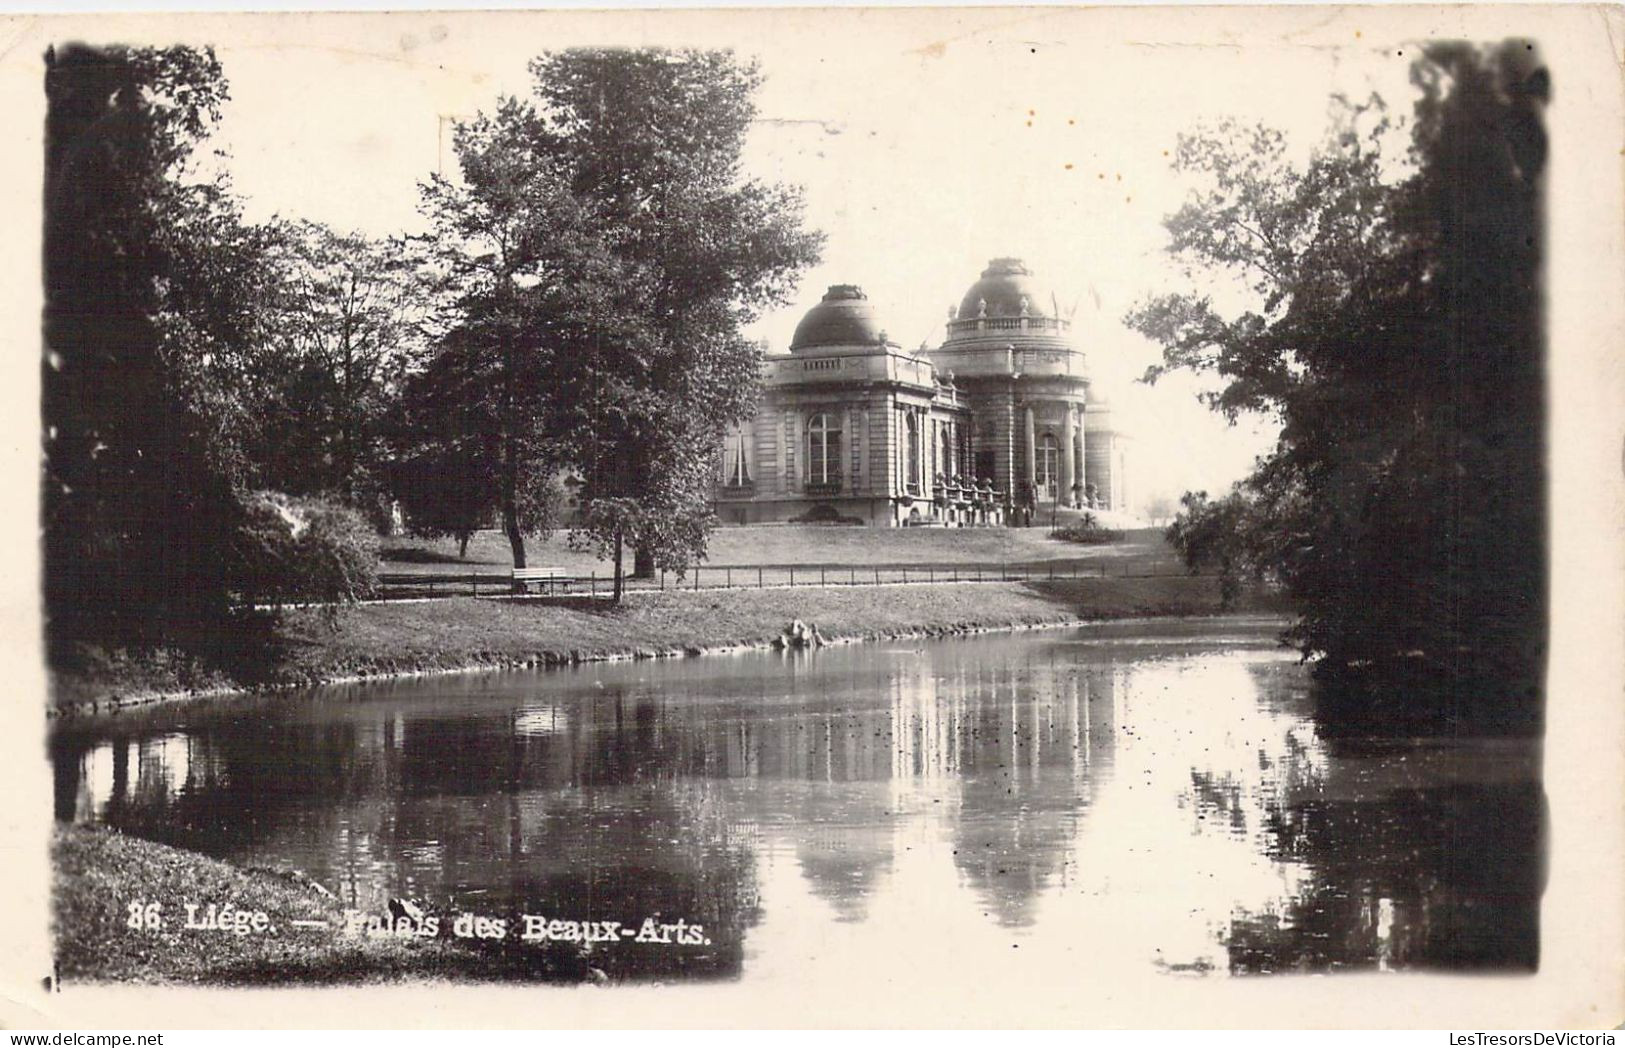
[1,3,1621,1030]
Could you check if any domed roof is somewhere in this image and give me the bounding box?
[956,258,1055,320]
[790,285,887,352]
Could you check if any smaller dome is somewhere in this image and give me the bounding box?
[791,285,888,352]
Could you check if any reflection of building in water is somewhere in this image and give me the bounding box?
[781,691,899,921]
[944,658,1120,928]
[52,650,1125,957]
[51,643,1545,979]
[738,653,1124,927]
[792,816,895,924]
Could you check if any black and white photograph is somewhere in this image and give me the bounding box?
[5,3,1623,1030]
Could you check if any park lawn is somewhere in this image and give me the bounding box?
[53,575,1265,713]
[51,824,589,985]
[380,522,1180,577]
[278,576,1224,683]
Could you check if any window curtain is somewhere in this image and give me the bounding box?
[722,425,751,485]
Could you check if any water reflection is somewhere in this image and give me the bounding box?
[51,617,1541,980]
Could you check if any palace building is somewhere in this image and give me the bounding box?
[715,258,1127,527]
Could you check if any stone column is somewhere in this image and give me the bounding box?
[921,409,931,496]
[1023,405,1036,492]
[1000,398,1016,496]
[923,409,936,497]
[855,406,867,492]
[1077,417,1088,507]
[1061,405,1076,507]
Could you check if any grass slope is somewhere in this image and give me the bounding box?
[281,575,1224,675]
[52,824,590,985]
[53,575,1267,714]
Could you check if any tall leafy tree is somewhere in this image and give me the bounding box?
[406,100,603,570]
[1129,42,1547,729]
[405,50,821,598]
[256,221,422,523]
[530,48,823,599]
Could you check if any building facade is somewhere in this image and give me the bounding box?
[715,258,1126,526]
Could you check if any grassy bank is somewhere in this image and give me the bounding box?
[381,523,1183,576]
[53,824,593,985]
[52,574,1285,715]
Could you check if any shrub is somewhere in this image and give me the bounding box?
[1163,489,1279,610]
[1051,513,1123,545]
[233,491,379,618]
[790,503,863,526]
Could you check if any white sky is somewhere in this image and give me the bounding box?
[163,10,1421,510]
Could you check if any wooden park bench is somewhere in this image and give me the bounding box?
[512,566,571,594]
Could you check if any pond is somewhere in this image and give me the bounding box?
[51,616,1543,981]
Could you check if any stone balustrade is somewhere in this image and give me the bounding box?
[946,315,1071,336]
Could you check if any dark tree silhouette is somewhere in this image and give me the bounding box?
[1132,42,1548,732]
[44,43,260,651]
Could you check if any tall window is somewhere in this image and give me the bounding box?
[807,413,841,486]
[721,425,751,487]
[905,412,920,490]
[975,421,995,481]
[940,426,954,477]
[1037,433,1059,489]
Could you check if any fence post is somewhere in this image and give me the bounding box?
[727,567,732,588]
[874,567,880,585]
[759,567,764,589]
[903,568,908,584]
[695,568,700,591]
[789,567,795,587]
[821,568,826,586]
[590,572,596,597]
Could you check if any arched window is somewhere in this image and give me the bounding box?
[807,413,841,486]
[939,425,954,478]
[1037,433,1060,489]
